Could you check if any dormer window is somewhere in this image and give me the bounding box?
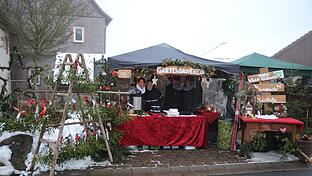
[73,27,84,43]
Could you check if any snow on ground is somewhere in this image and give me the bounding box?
[0,145,13,175]
[247,151,299,163]
[0,113,110,175]
[42,118,84,143]
[0,131,34,175]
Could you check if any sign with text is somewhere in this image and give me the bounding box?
[117,69,132,78]
[253,83,285,92]
[156,66,204,76]
[248,70,284,83]
[256,95,286,103]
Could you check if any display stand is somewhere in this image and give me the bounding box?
[28,54,113,176]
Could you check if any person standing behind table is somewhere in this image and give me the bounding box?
[142,80,162,111]
[194,76,203,107]
[181,76,196,114]
[136,77,146,94]
[163,76,183,110]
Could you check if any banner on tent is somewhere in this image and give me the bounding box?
[156,66,204,76]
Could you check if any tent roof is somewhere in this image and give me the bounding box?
[107,43,239,75]
[233,52,312,70]
[232,53,312,76]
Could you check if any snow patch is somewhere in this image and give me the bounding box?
[0,145,12,166]
[247,151,299,163]
[0,145,13,175]
[42,118,84,143]
[1,115,110,175]
[0,131,34,175]
[0,165,14,176]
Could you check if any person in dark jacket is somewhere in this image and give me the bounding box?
[181,76,196,113]
[142,80,162,111]
[163,76,183,110]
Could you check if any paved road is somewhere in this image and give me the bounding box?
[232,168,312,176]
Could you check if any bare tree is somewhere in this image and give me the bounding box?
[0,0,88,65]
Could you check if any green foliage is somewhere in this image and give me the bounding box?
[0,114,39,133]
[250,133,269,152]
[40,136,104,166]
[285,78,312,118]
[98,105,132,162]
[222,75,239,96]
[217,119,233,150]
[99,106,132,126]
[109,131,128,163]
[95,59,118,91]
[279,137,298,159]
[302,128,312,136]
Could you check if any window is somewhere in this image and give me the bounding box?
[73,27,84,43]
[28,69,41,85]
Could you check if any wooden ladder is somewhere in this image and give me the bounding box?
[28,54,113,176]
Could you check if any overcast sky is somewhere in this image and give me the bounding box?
[95,0,312,60]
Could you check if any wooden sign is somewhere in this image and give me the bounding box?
[247,70,284,83]
[257,95,286,103]
[253,83,284,92]
[117,69,132,78]
[156,66,204,76]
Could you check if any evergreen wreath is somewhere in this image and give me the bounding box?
[161,58,215,79]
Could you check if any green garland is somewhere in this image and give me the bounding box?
[161,59,215,79]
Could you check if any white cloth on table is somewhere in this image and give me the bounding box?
[255,114,279,120]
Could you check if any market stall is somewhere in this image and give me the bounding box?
[104,43,239,148]
[232,65,306,147]
[231,54,312,143]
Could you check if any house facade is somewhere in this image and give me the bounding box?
[273,30,312,67]
[0,27,11,93]
[9,0,112,92]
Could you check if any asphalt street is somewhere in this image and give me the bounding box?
[232,168,312,176]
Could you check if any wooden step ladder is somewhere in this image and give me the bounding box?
[28,54,113,176]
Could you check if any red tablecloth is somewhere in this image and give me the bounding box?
[118,113,220,148]
[241,117,304,131]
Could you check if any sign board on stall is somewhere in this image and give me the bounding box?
[247,70,284,83]
[253,83,285,92]
[117,69,132,78]
[257,95,286,103]
[156,66,204,76]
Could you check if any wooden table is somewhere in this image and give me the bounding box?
[118,112,220,148]
[241,117,304,143]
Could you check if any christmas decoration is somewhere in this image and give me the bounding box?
[95,59,118,91]
[161,59,215,79]
[152,76,158,85]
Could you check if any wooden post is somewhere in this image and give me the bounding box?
[259,68,273,114]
